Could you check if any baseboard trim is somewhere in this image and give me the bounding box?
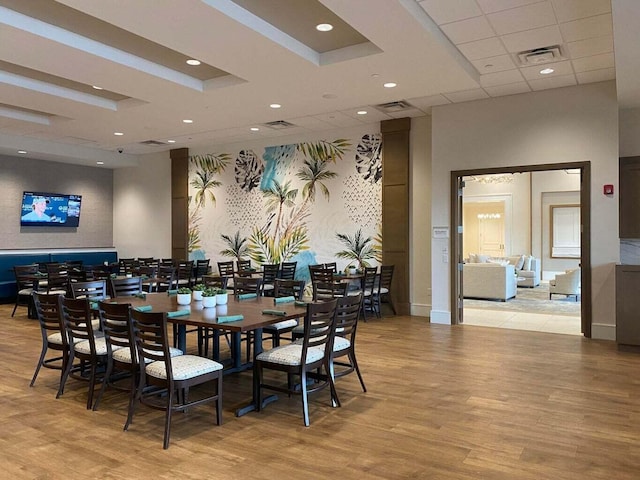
[591,323,615,341]
[411,303,431,317]
[430,310,451,324]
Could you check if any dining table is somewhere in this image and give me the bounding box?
[108,291,308,416]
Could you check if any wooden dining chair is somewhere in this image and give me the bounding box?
[70,280,108,301]
[110,276,143,298]
[361,266,380,320]
[261,263,280,297]
[127,309,223,449]
[217,261,235,290]
[330,293,366,394]
[12,264,39,317]
[279,261,297,280]
[263,279,306,347]
[30,292,68,390]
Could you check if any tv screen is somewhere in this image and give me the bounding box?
[20,191,82,227]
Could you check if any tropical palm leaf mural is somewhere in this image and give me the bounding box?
[374,223,383,263]
[335,228,378,269]
[220,230,249,261]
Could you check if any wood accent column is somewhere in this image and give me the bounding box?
[170,148,189,261]
[381,118,410,315]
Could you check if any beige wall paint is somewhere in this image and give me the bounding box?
[619,108,640,157]
[431,81,619,338]
[113,151,172,259]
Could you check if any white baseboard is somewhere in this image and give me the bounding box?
[591,323,615,341]
[411,303,431,317]
[430,310,451,324]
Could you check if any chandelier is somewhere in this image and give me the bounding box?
[466,174,514,184]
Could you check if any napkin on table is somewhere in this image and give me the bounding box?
[167,309,190,317]
[217,314,244,323]
[236,293,257,300]
[262,309,286,316]
[274,296,295,304]
[134,305,152,312]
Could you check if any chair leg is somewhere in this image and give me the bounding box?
[255,363,263,412]
[300,370,310,427]
[163,389,174,449]
[350,351,367,392]
[215,375,223,425]
[327,361,341,408]
[93,358,113,411]
[57,352,74,398]
[86,362,98,410]
[30,346,48,387]
[11,301,18,317]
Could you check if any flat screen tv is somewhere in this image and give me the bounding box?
[20,191,82,227]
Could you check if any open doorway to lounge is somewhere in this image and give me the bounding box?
[450,162,592,337]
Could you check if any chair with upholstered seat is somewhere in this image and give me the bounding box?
[30,292,68,389]
[549,268,581,301]
[255,299,339,426]
[193,259,211,284]
[12,264,39,317]
[331,293,366,394]
[45,263,69,296]
[236,259,252,277]
[217,261,235,290]
[110,276,143,298]
[175,260,194,288]
[263,279,306,347]
[377,265,396,315]
[155,266,177,292]
[279,261,297,280]
[70,280,108,301]
[127,309,223,449]
[361,266,379,320]
[261,263,280,297]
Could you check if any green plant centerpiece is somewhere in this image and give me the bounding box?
[177,287,192,305]
[202,287,217,307]
[192,283,205,301]
[216,288,229,305]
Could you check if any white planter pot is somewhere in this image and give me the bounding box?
[203,307,217,320]
[177,293,191,305]
[202,295,217,308]
[216,293,228,305]
[192,290,203,301]
[217,304,228,316]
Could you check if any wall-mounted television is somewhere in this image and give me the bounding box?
[20,191,82,227]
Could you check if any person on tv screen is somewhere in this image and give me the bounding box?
[21,196,52,222]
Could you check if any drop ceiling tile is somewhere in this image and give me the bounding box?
[487,1,556,35]
[418,0,483,25]
[501,25,563,53]
[528,73,577,90]
[457,37,508,60]
[571,52,615,72]
[387,108,427,119]
[405,94,451,111]
[312,111,362,128]
[286,116,335,130]
[520,59,574,79]
[559,14,612,43]
[550,0,611,23]
[443,89,490,103]
[480,69,525,86]
[339,108,391,122]
[471,54,518,73]
[576,67,615,84]
[484,82,532,97]
[566,35,614,59]
[440,16,496,44]
[476,0,545,14]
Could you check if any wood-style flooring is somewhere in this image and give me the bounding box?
[2,303,640,479]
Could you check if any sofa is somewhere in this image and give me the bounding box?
[467,253,540,288]
[463,263,517,301]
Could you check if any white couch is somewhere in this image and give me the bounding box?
[463,263,517,301]
[467,254,540,288]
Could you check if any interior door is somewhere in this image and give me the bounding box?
[478,214,505,256]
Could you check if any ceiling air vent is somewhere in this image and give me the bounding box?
[262,120,296,130]
[375,100,414,113]
[139,140,167,146]
[517,46,563,66]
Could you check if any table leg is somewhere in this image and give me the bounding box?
[177,324,187,353]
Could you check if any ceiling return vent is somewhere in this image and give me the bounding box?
[517,46,563,65]
[375,100,414,113]
[139,139,167,146]
[262,120,296,130]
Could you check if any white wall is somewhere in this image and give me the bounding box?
[431,81,619,339]
[619,108,640,156]
[113,151,172,259]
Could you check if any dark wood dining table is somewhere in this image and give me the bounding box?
[109,292,308,416]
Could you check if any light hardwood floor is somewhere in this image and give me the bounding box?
[2,303,640,479]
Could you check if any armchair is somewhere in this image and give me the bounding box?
[549,268,581,301]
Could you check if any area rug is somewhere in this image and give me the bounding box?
[464,282,580,316]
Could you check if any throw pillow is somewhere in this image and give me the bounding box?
[477,254,489,263]
[514,255,525,270]
[469,253,478,263]
[522,256,532,271]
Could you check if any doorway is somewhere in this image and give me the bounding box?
[450,162,592,337]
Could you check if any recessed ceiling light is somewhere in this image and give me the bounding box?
[540,68,554,75]
[114,132,124,136]
[371,73,380,78]
[357,110,367,115]
[250,127,260,131]
[269,103,281,109]
[183,119,193,123]
[383,82,397,88]
[167,139,176,143]
[316,23,333,32]
[96,161,104,165]
[92,85,103,90]
[186,59,201,66]
[17,150,27,154]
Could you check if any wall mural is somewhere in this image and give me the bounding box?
[188,133,382,282]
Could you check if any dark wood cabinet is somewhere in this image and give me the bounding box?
[619,156,640,238]
[616,264,640,346]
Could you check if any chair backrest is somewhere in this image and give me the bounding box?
[59,296,96,347]
[45,263,70,294]
[362,267,378,293]
[32,292,66,344]
[302,299,338,357]
[70,280,108,301]
[279,261,297,280]
[194,259,211,282]
[98,301,134,360]
[335,293,363,342]
[159,258,174,268]
[119,258,138,275]
[137,257,156,266]
[379,265,394,290]
[204,275,228,290]
[110,276,143,297]
[138,265,157,278]
[176,261,194,285]
[324,262,337,274]
[309,265,334,283]
[313,280,347,301]
[233,276,263,296]
[273,279,305,300]
[262,263,280,283]
[130,309,175,380]
[14,264,39,290]
[156,266,177,292]
[217,261,235,277]
[236,259,252,277]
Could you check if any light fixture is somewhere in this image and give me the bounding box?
[17,150,27,154]
[96,161,104,165]
[383,82,397,88]
[167,139,176,143]
[269,103,281,109]
[250,127,260,131]
[357,110,367,115]
[316,23,333,32]
[183,119,193,123]
[92,85,103,90]
[186,59,201,66]
[466,174,514,184]
[114,132,124,136]
[540,68,554,75]
[477,213,501,220]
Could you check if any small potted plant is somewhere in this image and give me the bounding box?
[202,288,217,308]
[192,283,205,301]
[177,287,192,305]
[216,288,229,305]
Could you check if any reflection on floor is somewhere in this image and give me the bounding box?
[462,308,582,336]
